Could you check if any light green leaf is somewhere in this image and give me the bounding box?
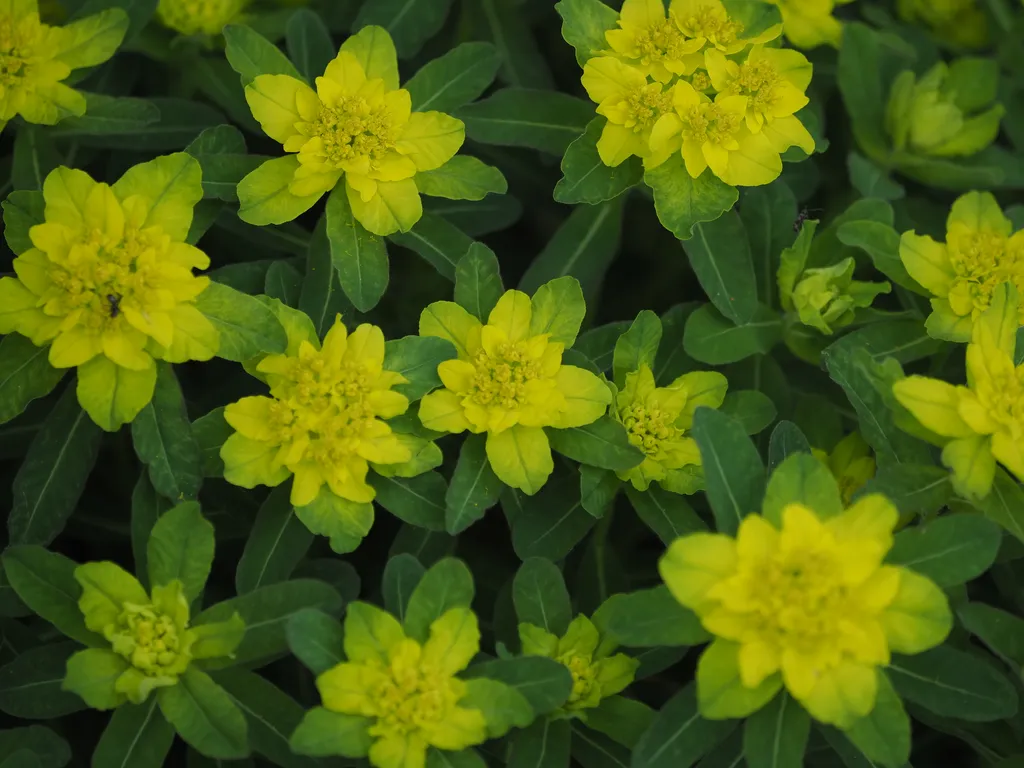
[325,186,390,313]
[286,607,345,675]
[147,501,214,600]
[157,667,249,759]
[194,282,288,361]
[554,119,643,205]
[644,157,738,241]
[416,156,507,202]
[403,557,474,643]
[455,243,504,321]
[289,706,372,758]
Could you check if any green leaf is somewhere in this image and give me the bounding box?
[554,119,643,205]
[762,453,842,528]
[131,474,170,591]
[158,667,249,759]
[958,602,1024,669]
[294,491,374,554]
[738,184,797,308]
[684,212,758,325]
[836,220,923,294]
[644,158,738,240]
[720,390,777,436]
[192,579,343,669]
[288,706,372,758]
[0,641,85,719]
[613,310,662,386]
[837,23,899,159]
[446,434,503,535]
[971,468,1024,545]
[509,476,596,561]
[632,684,737,768]
[73,98,224,151]
[512,557,572,635]
[325,186,390,312]
[236,485,312,594]
[742,692,810,768]
[465,0,553,90]
[223,24,304,85]
[71,0,153,43]
[403,557,474,642]
[426,748,487,768]
[888,646,1019,722]
[87,700,172,768]
[286,607,345,675]
[555,0,619,66]
[460,677,535,738]
[389,211,473,280]
[843,673,911,768]
[519,200,624,312]
[457,88,591,156]
[683,304,782,365]
[691,407,765,536]
[372,472,448,531]
[584,696,656,750]
[0,725,71,768]
[354,0,455,59]
[455,243,504,321]
[1,547,101,646]
[509,719,571,768]
[299,219,353,339]
[887,514,1001,587]
[425,196,522,238]
[767,422,812,472]
[191,407,231,479]
[603,585,709,647]
[549,417,644,472]
[2,189,44,255]
[184,125,263,202]
[467,656,574,716]
[827,319,941,366]
[212,667,320,768]
[572,723,635,768]
[285,8,333,83]
[131,363,202,503]
[194,282,288,361]
[847,153,905,201]
[406,42,501,113]
[12,126,61,191]
[580,464,620,518]
[147,501,214,600]
[383,554,425,622]
[265,261,303,307]
[7,386,101,546]
[47,93,159,140]
[625,485,707,545]
[384,335,458,401]
[416,156,507,202]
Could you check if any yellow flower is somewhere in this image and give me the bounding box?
[418,285,611,495]
[519,615,638,715]
[704,46,812,134]
[315,604,489,768]
[649,80,806,186]
[0,155,217,431]
[0,0,127,131]
[239,26,465,236]
[900,192,1024,342]
[221,315,411,508]
[896,0,988,48]
[64,565,243,709]
[661,495,951,727]
[580,55,678,168]
[893,283,1024,501]
[156,0,248,36]
[812,432,876,505]
[763,0,845,49]
[612,363,727,494]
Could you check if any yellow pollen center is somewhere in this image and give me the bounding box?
[732,60,780,113]
[557,652,598,706]
[314,98,396,168]
[674,6,742,46]
[690,70,713,92]
[0,14,42,87]
[631,19,690,63]
[623,83,673,132]
[684,103,740,145]
[469,341,541,409]
[111,603,187,676]
[368,644,461,737]
[622,402,682,456]
[947,231,1024,314]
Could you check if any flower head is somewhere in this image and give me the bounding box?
[649,80,808,186]
[156,0,248,36]
[0,2,126,130]
[812,432,875,505]
[896,0,987,48]
[893,283,1024,500]
[900,192,1024,342]
[314,603,489,768]
[612,363,727,494]
[789,258,891,335]
[704,46,812,133]
[221,315,412,508]
[0,155,217,430]
[763,0,845,49]
[661,487,951,727]
[605,0,703,82]
[417,284,611,494]
[63,563,243,708]
[239,26,464,235]
[519,615,638,715]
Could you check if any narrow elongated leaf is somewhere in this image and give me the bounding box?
[47,94,159,140]
[509,719,571,768]
[512,557,572,635]
[684,212,758,325]
[325,187,390,312]
[286,608,345,675]
[131,474,170,591]
[389,212,473,280]
[510,476,596,561]
[625,485,707,545]
[383,554,425,623]
[224,24,303,85]
[8,386,101,546]
[457,89,591,156]
[632,684,737,768]
[465,0,553,90]
[195,282,288,360]
[12,125,62,191]
[158,668,249,759]
[691,408,765,535]
[603,586,709,647]
[455,243,504,321]
[0,334,63,428]
[355,0,455,59]
[299,219,352,339]
[406,42,501,113]
[446,434,503,535]
[548,417,644,472]
[554,119,641,205]
[742,692,810,768]
[684,304,781,365]
[285,9,334,83]
[974,469,1024,544]
[739,184,797,307]
[0,642,86,719]
[766,421,812,472]
[236,485,313,594]
[92,699,176,768]
[131,363,202,503]
[887,514,1002,587]
[466,657,573,716]
[372,472,448,531]
[403,558,475,642]
[958,602,1024,669]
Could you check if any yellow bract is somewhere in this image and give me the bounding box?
[896,0,987,48]
[763,0,850,49]
[900,192,1024,342]
[221,316,411,507]
[893,284,1024,501]
[240,27,465,236]
[156,0,248,36]
[317,604,488,768]
[812,432,875,505]
[0,155,216,430]
[704,46,811,134]
[661,497,951,727]
[612,363,727,494]
[0,1,126,130]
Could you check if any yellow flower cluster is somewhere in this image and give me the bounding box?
[156,0,248,36]
[580,0,814,187]
[896,0,987,49]
[763,0,855,49]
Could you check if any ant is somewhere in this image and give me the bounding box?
[106,293,122,319]
[794,207,823,233]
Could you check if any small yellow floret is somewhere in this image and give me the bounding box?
[156,0,248,36]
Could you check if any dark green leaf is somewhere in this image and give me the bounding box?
[549,417,644,473]
[403,557,475,642]
[510,477,596,561]
[383,554,425,623]
[457,88,590,156]
[0,642,86,719]
[191,407,231,479]
[632,684,736,768]
[236,485,313,594]
[625,485,707,545]
[354,0,455,59]
[512,557,572,635]
[299,219,353,339]
[157,667,249,759]
[719,390,777,436]
[684,212,758,325]
[466,657,573,716]
[406,42,501,113]
[509,719,571,768]
[224,23,304,85]
[384,335,457,401]
[958,602,1024,669]
[285,9,334,83]
[603,585,709,647]
[684,304,781,365]
[887,514,1002,587]
[743,692,810,768]
[47,93,159,140]
[767,421,812,472]
[554,119,642,205]
[390,212,473,280]
[844,673,911,768]
[92,699,175,768]
[446,434,503,535]
[691,407,765,536]
[286,608,345,675]
[2,190,45,255]
[12,126,61,191]
[372,472,448,532]
[195,282,288,361]
[455,243,504,321]
[325,187,390,312]
[612,310,662,386]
